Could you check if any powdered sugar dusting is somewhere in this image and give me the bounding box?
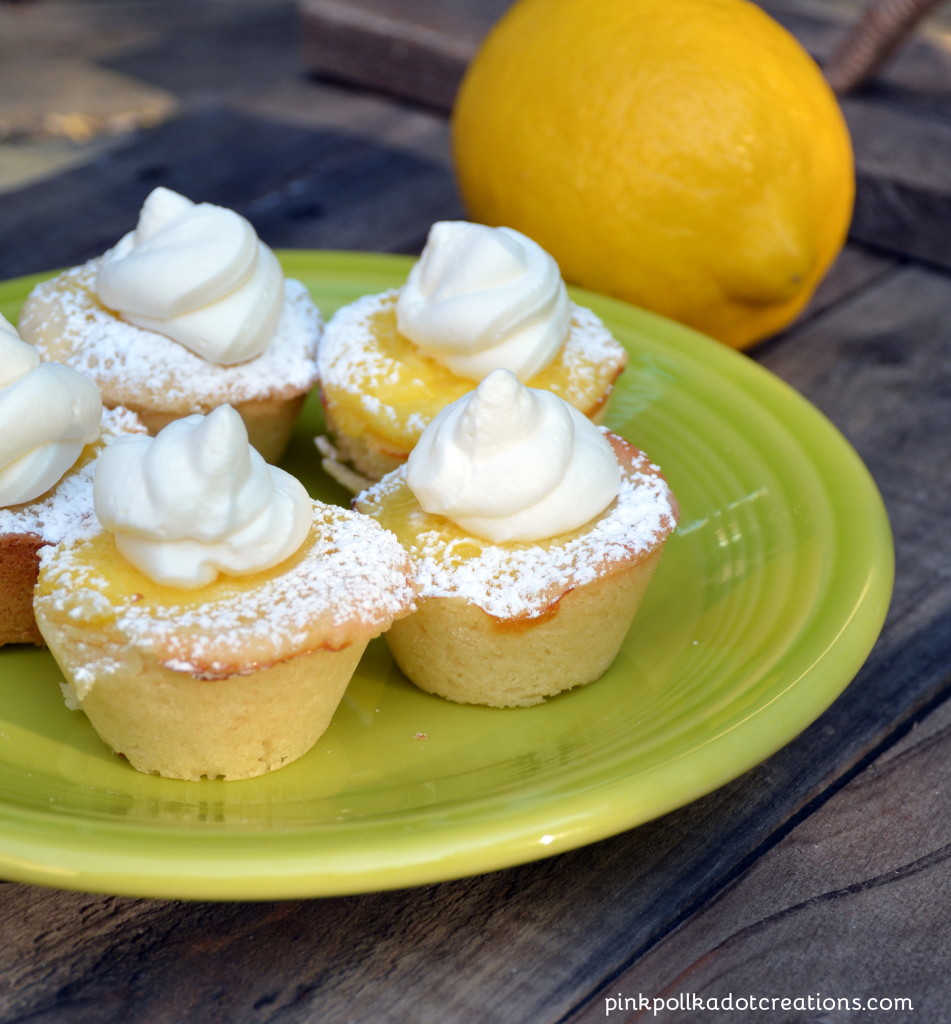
[22,260,321,412]
[0,406,145,545]
[556,304,628,408]
[37,502,416,678]
[318,291,398,391]
[357,435,677,620]
[318,289,626,430]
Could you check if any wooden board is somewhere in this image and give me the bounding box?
[568,698,951,1023]
[0,103,463,281]
[299,0,511,110]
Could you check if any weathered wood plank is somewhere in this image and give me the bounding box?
[844,98,951,272]
[0,98,463,281]
[567,697,951,1024]
[0,0,303,140]
[298,0,510,110]
[785,243,896,325]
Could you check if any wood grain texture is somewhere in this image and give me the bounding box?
[0,96,462,280]
[299,0,510,109]
[784,244,896,324]
[0,0,465,273]
[568,701,951,1024]
[303,0,511,110]
[844,98,951,271]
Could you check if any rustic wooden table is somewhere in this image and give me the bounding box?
[0,1,949,1021]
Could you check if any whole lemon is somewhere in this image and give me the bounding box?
[451,0,854,349]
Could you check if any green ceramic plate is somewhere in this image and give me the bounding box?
[0,252,893,900]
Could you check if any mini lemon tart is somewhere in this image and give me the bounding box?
[33,406,414,780]
[317,221,627,490]
[18,187,321,463]
[354,370,677,707]
[0,312,146,646]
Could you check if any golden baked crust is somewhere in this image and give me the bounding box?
[49,633,369,781]
[317,290,628,487]
[18,260,322,462]
[384,549,665,707]
[354,432,678,706]
[0,407,146,648]
[33,501,416,780]
[0,532,43,646]
[134,392,307,465]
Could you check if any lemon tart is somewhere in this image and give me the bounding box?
[354,370,677,707]
[317,221,627,490]
[18,188,322,463]
[34,406,415,780]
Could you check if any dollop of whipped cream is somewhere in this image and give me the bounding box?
[95,187,284,366]
[0,313,102,507]
[396,221,571,382]
[93,404,312,587]
[406,369,620,542]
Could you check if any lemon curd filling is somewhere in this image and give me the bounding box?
[34,493,416,687]
[35,513,323,624]
[361,471,603,569]
[320,293,626,454]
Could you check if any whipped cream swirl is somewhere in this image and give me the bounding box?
[406,369,620,542]
[96,187,284,365]
[0,313,102,506]
[396,221,571,381]
[93,404,312,587]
